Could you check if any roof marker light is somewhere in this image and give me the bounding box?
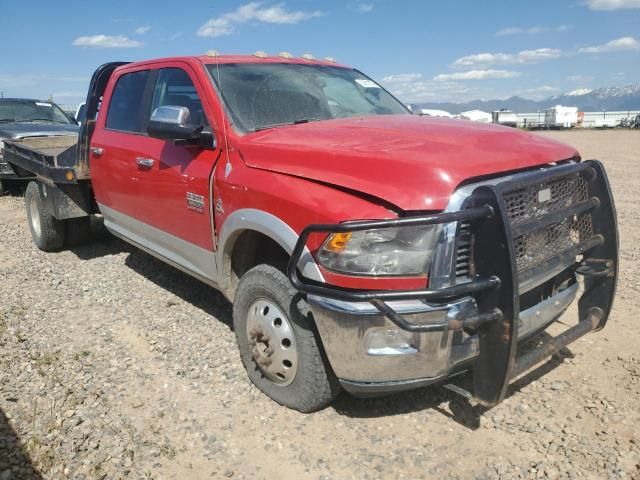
[324,56,337,63]
[278,51,293,59]
[205,50,220,57]
[301,53,315,60]
[253,50,268,58]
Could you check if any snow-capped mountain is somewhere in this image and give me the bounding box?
[413,84,640,114]
[566,88,593,96]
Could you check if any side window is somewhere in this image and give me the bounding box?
[106,70,150,133]
[150,68,207,127]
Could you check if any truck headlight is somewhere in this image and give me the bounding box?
[316,224,440,276]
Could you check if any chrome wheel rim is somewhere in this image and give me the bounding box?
[246,298,298,386]
[29,193,41,239]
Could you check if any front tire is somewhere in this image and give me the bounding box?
[25,181,65,251]
[233,264,340,412]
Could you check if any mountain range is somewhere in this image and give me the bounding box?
[412,84,640,114]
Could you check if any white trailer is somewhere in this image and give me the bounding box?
[593,118,619,128]
[420,109,453,118]
[492,110,518,127]
[545,105,578,128]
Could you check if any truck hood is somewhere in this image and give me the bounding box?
[238,115,579,211]
[0,122,79,140]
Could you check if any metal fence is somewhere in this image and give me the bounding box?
[517,111,640,128]
[58,104,80,114]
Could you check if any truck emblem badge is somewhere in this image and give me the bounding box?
[215,198,224,215]
[537,188,551,203]
[186,192,205,213]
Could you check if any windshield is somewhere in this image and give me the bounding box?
[0,100,73,124]
[206,63,409,133]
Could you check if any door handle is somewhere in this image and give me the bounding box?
[90,146,104,157]
[136,157,155,169]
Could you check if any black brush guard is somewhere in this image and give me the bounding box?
[287,160,618,407]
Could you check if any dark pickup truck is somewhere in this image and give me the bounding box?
[0,98,78,195]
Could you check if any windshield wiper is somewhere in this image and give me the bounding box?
[252,118,320,132]
[20,118,56,123]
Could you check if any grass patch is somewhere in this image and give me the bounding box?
[74,350,92,361]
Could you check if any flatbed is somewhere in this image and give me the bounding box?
[3,135,79,184]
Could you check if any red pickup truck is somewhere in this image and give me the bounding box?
[3,54,618,412]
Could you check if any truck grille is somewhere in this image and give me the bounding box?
[455,222,472,278]
[503,174,589,226]
[503,172,594,274]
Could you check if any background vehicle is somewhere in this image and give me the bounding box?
[2,54,618,412]
[491,109,517,127]
[0,98,79,195]
[545,105,578,128]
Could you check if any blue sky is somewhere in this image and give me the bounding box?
[1,0,639,106]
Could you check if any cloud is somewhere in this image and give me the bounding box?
[567,74,595,83]
[169,32,184,41]
[518,48,563,62]
[350,2,374,13]
[72,34,143,48]
[0,74,89,88]
[516,85,560,99]
[579,36,640,53]
[495,25,570,36]
[51,92,86,99]
[197,2,323,37]
[379,73,478,102]
[583,0,640,10]
[434,70,521,81]
[382,73,423,83]
[135,25,151,35]
[452,48,562,67]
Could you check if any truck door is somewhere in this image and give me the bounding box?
[91,64,220,282]
[133,66,219,253]
[90,69,153,220]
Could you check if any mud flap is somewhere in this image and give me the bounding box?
[38,181,91,220]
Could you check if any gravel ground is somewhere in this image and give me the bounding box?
[0,129,639,480]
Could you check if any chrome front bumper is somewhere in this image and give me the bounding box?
[309,283,578,392]
[291,161,617,404]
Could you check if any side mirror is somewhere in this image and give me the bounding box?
[147,106,215,149]
[148,106,202,141]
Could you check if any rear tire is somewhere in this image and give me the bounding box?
[25,181,65,252]
[233,264,341,412]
